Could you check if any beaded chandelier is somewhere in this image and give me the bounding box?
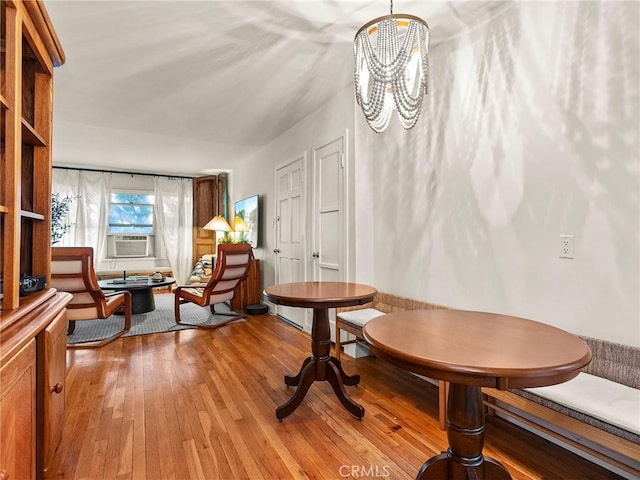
[354,1,430,133]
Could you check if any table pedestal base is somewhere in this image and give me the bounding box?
[417,453,510,480]
[276,308,364,421]
[114,287,155,315]
[129,288,155,314]
[416,384,511,480]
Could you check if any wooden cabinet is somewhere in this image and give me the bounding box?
[0,339,36,480]
[0,2,69,479]
[37,309,67,476]
[0,290,71,479]
[231,259,261,310]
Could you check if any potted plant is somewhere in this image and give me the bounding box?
[51,193,73,245]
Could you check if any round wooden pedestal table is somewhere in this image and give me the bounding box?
[264,281,377,421]
[363,309,592,480]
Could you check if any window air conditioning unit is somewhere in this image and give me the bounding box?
[113,235,150,258]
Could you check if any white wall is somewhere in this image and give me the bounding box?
[231,84,356,300]
[355,1,639,346]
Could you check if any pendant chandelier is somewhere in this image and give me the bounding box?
[354,0,430,133]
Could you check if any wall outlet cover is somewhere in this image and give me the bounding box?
[560,235,575,259]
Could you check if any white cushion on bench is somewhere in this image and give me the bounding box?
[337,308,385,327]
[525,372,640,436]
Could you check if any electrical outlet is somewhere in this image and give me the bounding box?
[560,235,574,259]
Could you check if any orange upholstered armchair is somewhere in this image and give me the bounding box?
[174,243,254,328]
[51,247,132,348]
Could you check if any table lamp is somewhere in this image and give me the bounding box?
[203,215,232,244]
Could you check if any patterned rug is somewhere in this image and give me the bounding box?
[67,294,244,345]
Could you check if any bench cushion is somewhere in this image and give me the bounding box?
[337,308,385,327]
[525,372,640,436]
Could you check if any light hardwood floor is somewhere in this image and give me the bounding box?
[49,311,623,480]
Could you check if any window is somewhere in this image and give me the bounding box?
[108,193,155,234]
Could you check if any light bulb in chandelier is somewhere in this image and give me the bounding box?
[354,2,430,133]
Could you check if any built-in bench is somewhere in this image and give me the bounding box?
[337,295,640,477]
[484,336,640,478]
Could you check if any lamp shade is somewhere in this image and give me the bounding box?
[203,215,232,232]
[234,216,249,232]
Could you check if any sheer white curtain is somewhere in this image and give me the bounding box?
[154,177,193,284]
[51,168,80,247]
[51,168,111,261]
[75,171,112,260]
[52,169,111,261]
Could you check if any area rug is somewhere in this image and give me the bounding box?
[67,294,244,345]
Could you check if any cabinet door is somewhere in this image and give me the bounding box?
[0,340,37,480]
[37,310,67,476]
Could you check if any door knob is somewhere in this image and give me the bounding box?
[312,252,319,258]
[273,249,280,254]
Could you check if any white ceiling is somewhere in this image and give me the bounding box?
[46,0,503,149]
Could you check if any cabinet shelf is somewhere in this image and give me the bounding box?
[20,210,45,221]
[21,118,47,146]
[0,205,8,214]
[0,93,8,109]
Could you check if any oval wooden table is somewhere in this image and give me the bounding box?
[363,309,592,480]
[264,281,377,420]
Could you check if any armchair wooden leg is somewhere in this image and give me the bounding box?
[122,293,132,334]
[67,292,133,349]
[210,304,246,319]
[202,304,246,328]
[174,294,183,325]
[174,301,245,330]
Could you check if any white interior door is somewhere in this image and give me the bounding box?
[274,155,306,327]
[313,136,345,283]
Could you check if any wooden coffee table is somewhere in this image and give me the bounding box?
[363,309,592,480]
[98,277,175,314]
[264,281,377,420]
